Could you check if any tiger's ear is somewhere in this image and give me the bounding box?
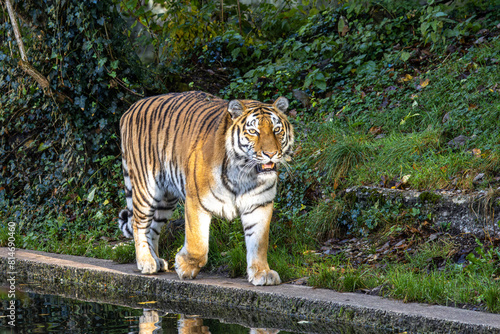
[273,96,289,113]
[228,100,245,119]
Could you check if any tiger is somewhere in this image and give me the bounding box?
[117,91,294,286]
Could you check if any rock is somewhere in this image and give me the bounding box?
[293,89,311,108]
[474,36,486,44]
[345,185,500,238]
[442,112,450,123]
[448,135,469,148]
[291,277,309,285]
[473,173,485,184]
[428,233,441,242]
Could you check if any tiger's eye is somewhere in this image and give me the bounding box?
[248,129,257,135]
[274,127,282,133]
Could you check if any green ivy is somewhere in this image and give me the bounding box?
[0,0,152,233]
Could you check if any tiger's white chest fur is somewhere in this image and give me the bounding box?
[200,164,278,220]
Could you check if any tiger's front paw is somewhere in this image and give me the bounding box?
[174,249,206,280]
[137,250,167,274]
[137,255,159,274]
[248,268,281,286]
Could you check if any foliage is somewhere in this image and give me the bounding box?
[111,241,136,264]
[308,239,500,313]
[0,0,153,236]
[309,257,381,292]
[384,240,500,312]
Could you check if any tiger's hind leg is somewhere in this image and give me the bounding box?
[118,159,134,238]
[149,193,179,271]
[130,180,173,274]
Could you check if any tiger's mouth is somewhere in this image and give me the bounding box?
[256,162,276,173]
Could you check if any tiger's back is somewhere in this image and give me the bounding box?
[120,91,228,201]
[118,91,293,285]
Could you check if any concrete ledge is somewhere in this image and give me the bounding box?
[2,248,500,333]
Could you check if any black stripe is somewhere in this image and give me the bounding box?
[242,200,274,216]
[221,154,236,195]
[253,180,277,197]
[209,186,226,204]
[154,204,177,211]
[192,152,212,214]
[244,222,257,232]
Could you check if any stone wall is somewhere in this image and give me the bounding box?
[345,186,500,238]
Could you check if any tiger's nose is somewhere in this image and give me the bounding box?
[263,151,277,159]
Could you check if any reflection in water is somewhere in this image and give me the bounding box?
[139,309,162,333]
[250,329,280,334]
[178,314,210,334]
[0,291,283,334]
[137,310,280,334]
[1,286,393,333]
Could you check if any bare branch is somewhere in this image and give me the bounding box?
[5,0,70,103]
[5,0,27,61]
[18,60,50,91]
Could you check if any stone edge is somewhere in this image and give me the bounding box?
[1,252,500,333]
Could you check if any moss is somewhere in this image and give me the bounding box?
[344,191,358,206]
[418,191,442,204]
[364,188,387,206]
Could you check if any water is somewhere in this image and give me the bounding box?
[1,289,284,334]
[0,285,393,334]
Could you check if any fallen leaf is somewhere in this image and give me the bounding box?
[403,74,413,81]
[420,78,430,88]
[138,301,157,305]
[369,126,382,135]
[472,148,481,157]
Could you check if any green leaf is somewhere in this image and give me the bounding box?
[88,187,97,203]
[98,57,107,68]
[433,12,448,18]
[314,72,327,90]
[37,142,51,152]
[420,22,429,36]
[231,47,240,59]
[401,51,411,62]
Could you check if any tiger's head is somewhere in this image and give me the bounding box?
[226,97,294,178]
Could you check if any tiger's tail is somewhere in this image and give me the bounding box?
[118,158,134,238]
[118,209,133,238]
